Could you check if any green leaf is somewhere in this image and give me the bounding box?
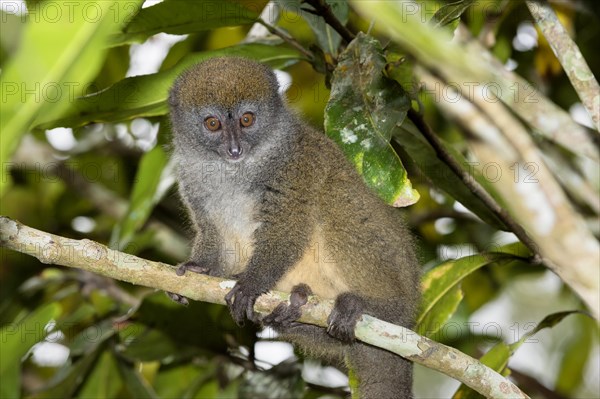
[77,351,122,399]
[417,251,517,335]
[112,0,260,46]
[239,360,305,399]
[279,0,348,54]
[509,310,587,352]
[32,349,102,399]
[19,268,68,295]
[431,0,476,28]
[181,366,216,399]
[0,10,24,66]
[69,319,116,357]
[116,357,160,399]
[56,301,97,328]
[417,285,463,337]
[324,33,419,207]
[0,303,60,399]
[383,51,417,97]
[196,379,239,399]
[119,324,180,362]
[393,119,507,229]
[479,342,511,372]
[0,0,142,196]
[110,145,169,250]
[556,316,596,394]
[154,364,214,399]
[452,311,588,399]
[34,44,301,130]
[128,292,241,355]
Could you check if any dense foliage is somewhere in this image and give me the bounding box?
[1,0,598,398]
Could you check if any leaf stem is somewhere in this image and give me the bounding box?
[257,18,315,62]
[303,0,356,43]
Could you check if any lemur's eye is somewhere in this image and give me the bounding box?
[204,116,221,131]
[240,112,255,128]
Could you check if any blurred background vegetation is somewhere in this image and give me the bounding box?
[1,0,598,398]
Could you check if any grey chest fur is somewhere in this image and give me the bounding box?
[200,173,261,275]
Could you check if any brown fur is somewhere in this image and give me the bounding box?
[172,57,278,109]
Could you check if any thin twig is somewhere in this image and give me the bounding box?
[406,108,542,264]
[409,209,481,226]
[257,18,315,62]
[526,0,600,132]
[303,0,356,43]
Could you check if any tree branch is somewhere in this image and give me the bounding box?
[0,216,529,399]
[11,135,189,261]
[413,67,600,319]
[303,0,356,43]
[526,0,600,132]
[406,108,542,264]
[257,18,315,62]
[454,22,599,163]
[352,1,598,163]
[352,0,599,320]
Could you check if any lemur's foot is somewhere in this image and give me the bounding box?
[176,261,210,276]
[166,261,210,306]
[262,284,312,330]
[327,292,365,344]
[166,292,190,306]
